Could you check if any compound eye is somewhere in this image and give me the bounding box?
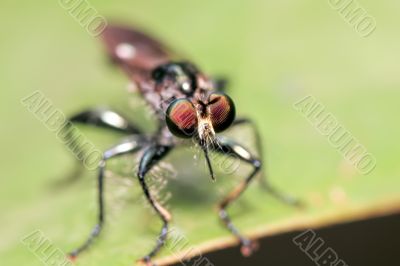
[208,92,236,132]
[166,99,198,138]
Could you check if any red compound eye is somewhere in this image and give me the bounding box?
[208,92,235,132]
[166,99,198,138]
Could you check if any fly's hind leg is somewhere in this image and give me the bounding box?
[62,106,143,159]
[230,118,302,208]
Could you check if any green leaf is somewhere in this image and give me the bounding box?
[1,1,399,266]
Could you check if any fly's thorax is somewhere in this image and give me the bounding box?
[151,61,200,96]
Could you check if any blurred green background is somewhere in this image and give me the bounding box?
[1,0,399,265]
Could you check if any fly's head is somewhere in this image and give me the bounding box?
[165,91,235,142]
[165,90,236,181]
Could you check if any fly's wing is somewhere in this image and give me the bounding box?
[101,24,175,85]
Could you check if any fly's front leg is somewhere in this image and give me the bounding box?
[213,136,261,256]
[136,144,172,266]
[231,118,302,207]
[68,136,145,260]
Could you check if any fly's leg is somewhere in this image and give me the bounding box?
[55,107,143,184]
[211,77,229,92]
[213,136,261,256]
[63,107,142,159]
[231,118,302,207]
[136,144,172,266]
[68,136,144,259]
[67,106,142,134]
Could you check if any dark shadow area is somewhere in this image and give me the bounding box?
[173,212,400,266]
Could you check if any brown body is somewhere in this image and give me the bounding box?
[102,26,210,115]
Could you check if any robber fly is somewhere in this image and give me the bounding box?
[65,24,300,265]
